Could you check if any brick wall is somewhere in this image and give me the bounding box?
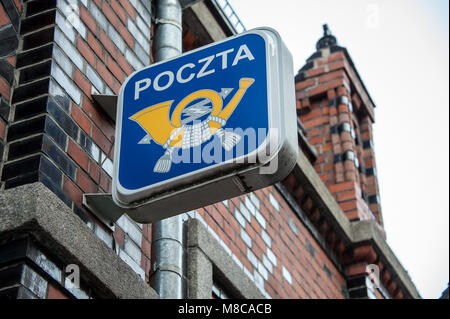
[190,186,347,298]
[0,0,21,188]
[295,45,383,227]
[0,0,153,293]
[0,2,408,299]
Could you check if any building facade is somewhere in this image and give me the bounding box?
[0,0,419,299]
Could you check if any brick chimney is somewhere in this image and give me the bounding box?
[295,24,383,228]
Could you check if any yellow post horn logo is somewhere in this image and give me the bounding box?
[129,78,255,173]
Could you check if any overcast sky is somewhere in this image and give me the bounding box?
[227,0,449,299]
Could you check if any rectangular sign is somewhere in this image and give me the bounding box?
[113,28,297,222]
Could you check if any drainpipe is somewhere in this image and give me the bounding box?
[150,0,184,299]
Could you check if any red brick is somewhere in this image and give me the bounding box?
[87,32,104,61]
[73,69,91,97]
[77,169,97,193]
[97,61,114,91]
[102,1,118,27]
[121,0,135,20]
[0,5,9,26]
[80,6,97,34]
[47,284,69,299]
[328,181,355,194]
[71,104,91,134]
[68,139,89,172]
[89,159,100,183]
[318,70,345,84]
[0,76,10,100]
[92,124,111,154]
[118,23,134,49]
[295,78,315,91]
[142,238,151,258]
[0,119,5,140]
[112,79,121,94]
[107,55,124,82]
[328,60,346,72]
[327,51,345,63]
[63,176,83,206]
[300,107,322,122]
[6,56,15,66]
[111,0,128,25]
[116,47,133,70]
[99,29,117,58]
[99,169,112,192]
[13,0,22,12]
[339,199,357,212]
[82,97,102,128]
[302,115,329,129]
[77,36,95,67]
[114,226,125,248]
[308,66,325,77]
[309,79,344,97]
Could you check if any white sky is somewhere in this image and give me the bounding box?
[228,0,449,299]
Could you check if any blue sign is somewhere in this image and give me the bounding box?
[113,28,297,211]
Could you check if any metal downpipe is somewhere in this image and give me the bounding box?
[150,0,184,299]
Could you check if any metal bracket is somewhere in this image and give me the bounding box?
[83,193,123,230]
[91,94,118,122]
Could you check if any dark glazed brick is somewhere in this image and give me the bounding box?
[39,154,63,187]
[40,172,72,207]
[16,44,53,69]
[0,97,10,121]
[323,264,332,279]
[20,9,56,35]
[0,264,23,289]
[46,97,78,141]
[44,116,68,150]
[22,26,55,51]
[12,78,50,104]
[347,275,366,289]
[365,167,375,176]
[80,130,100,162]
[49,80,71,113]
[333,154,342,163]
[368,195,379,204]
[6,115,67,150]
[362,140,373,149]
[328,98,336,107]
[330,45,345,53]
[26,0,57,17]
[14,96,48,121]
[0,237,29,264]
[4,171,39,189]
[306,240,315,257]
[0,59,14,85]
[7,116,46,142]
[299,61,314,72]
[0,25,19,57]
[306,51,322,62]
[0,0,20,32]
[42,134,76,180]
[18,60,52,85]
[1,154,41,181]
[74,205,93,226]
[0,140,4,160]
[8,134,44,160]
